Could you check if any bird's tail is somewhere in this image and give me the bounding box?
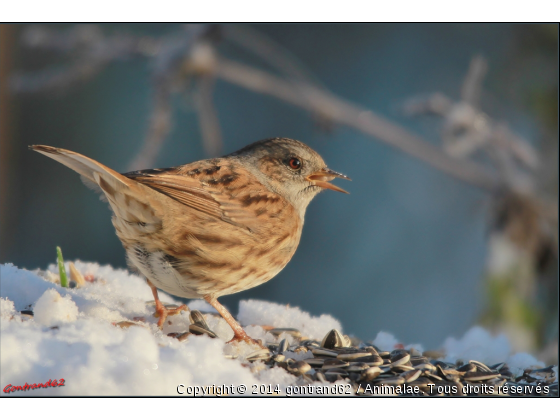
[29,145,132,187]
[30,145,162,235]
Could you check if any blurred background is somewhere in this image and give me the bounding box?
[1,24,557,363]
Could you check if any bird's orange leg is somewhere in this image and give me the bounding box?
[147,280,188,329]
[205,296,265,348]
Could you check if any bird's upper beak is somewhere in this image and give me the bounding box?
[306,168,351,194]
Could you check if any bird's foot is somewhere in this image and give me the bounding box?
[227,333,266,349]
[154,304,188,329]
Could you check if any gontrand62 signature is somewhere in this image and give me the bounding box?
[3,378,65,393]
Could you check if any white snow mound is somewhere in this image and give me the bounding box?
[0,262,551,396]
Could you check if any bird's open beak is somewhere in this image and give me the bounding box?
[306,168,351,194]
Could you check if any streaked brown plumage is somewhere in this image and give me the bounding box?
[30,138,350,346]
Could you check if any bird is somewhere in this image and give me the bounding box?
[30,138,350,346]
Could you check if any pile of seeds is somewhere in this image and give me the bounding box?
[182,311,558,397]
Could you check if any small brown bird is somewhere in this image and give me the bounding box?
[31,138,350,346]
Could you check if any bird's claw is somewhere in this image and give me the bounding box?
[154,304,188,329]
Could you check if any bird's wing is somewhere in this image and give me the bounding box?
[123,161,277,233]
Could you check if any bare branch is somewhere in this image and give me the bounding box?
[10,61,108,94]
[405,55,540,188]
[403,93,453,117]
[461,55,488,107]
[214,56,500,192]
[194,75,223,156]
[128,86,172,171]
[12,25,150,94]
[223,25,323,86]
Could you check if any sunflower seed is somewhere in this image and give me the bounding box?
[362,346,379,356]
[346,362,370,372]
[488,377,506,388]
[361,366,382,381]
[390,353,410,366]
[189,310,209,329]
[391,364,414,373]
[423,350,445,359]
[291,346,309,354]
[324,368,349,376]
[348,372,361,382]
[301,339,321,348]
[457,363,477,372]
[489,362,506,371]
[268,328,301,338]
[272,354,286,363]
[321,329,351,349]
[311,348,338,358]
[436,364,448,380]
[433,360,454,370]
[351,355,383,366]
[114,321,144,329]
[304,358,324,367]
[176,332,191,342]
[337,352,374,361]
[188,324,217,338]
[415,363,436,372]
[324,373,344,382]
[278,338,289,353]
[408,376,434,390]
[464,371,500,382]
[424,372,443,382]
[410,356,429,366]
[247,348,271,362]
[323,359,349,369]
[469,360,493,373]
[375,376,405,386]
[315,371,328,383]
[401,369,422,383]
[288,360,311,375]
[68,262,85,287]
[527,366,556,380]
[20,312,33,321]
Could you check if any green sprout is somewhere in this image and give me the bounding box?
[56,246,68,288]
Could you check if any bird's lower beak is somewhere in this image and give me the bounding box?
[306,168,351,194]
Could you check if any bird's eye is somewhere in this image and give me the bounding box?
[288,157,302,170]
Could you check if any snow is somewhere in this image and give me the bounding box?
[237,299,342,338]
[440,325,545,375]
[372,331,400,351]
[442,326,511,366]
[506,352,545,377]
[33,290,79,326]
[0,262,552,396]
[1,298,16,320]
